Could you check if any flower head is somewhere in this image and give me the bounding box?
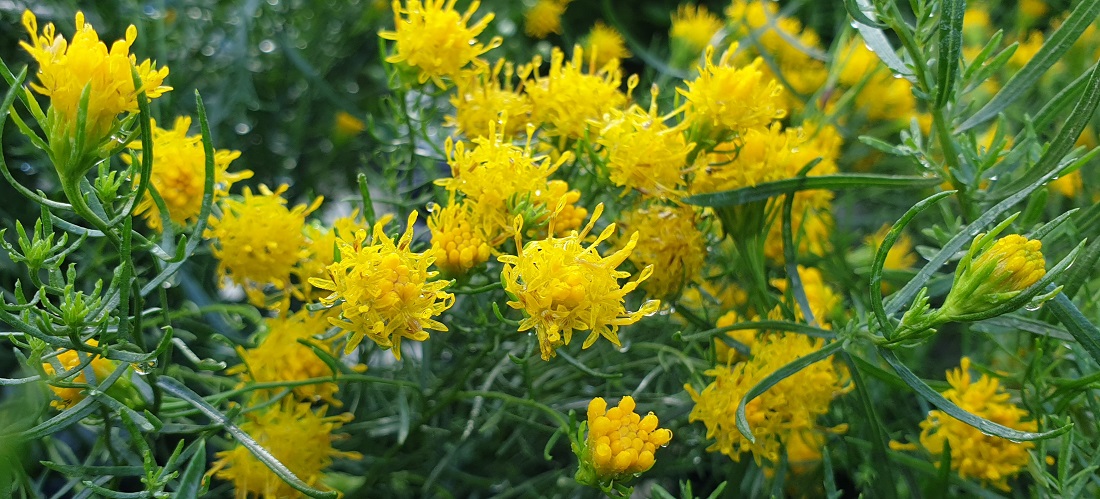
[686,333,850,465]
[447,59,532,138]
[499,205,660,360]
[123,117,251,231]
[310,212,455,359]
[940,233,1046,320]
[522,46,627,140]
[428,201,492,276]
[210,401,361,499]
[770,265,841,326]
[583,22,631,69]
[20,10,171,176]
[617,205,706,299]
[524,0,570,38]
[892,358,1037,491]
[228,309,364,406]
[379,0,501,88]
[670,4,723,55]
[679,46,785,144]
[41,340,117,410]
[574,396,672,487]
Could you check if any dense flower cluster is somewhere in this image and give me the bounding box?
[378,0,501,87]
[575,396,672,486]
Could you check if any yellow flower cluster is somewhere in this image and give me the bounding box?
[679,46,786,145]
[524,0,571,38]
[616,205,706,299]
[670,4,723,57]
[41,340,117,410]
[448,59,532,138]
[499,206,660,360]
[20,11,171,174]
[523,46,627,141]
[310,213,455,359]
[210,401,361,499]
[124,117,252,232]
[583,22,631,69]
[687,333,850,466]
[892,358,1037,491]
[378,0,501,88]
[575,396,672,485]
[428,202,492,276]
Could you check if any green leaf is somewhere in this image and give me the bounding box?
[934,0,965,108]
[683,174,940,208]
[156,377,339,499]
[878,349,1072,441]
[956,0,1100,132]
[1047,292,1100,365]
[1030,64,1093,136]
[736,341,845,442]
[175,440,207,498]
[851,0,913,79]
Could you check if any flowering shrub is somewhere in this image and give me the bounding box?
[2,1,1100,497]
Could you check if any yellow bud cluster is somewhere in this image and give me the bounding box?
[973,235,1045,292]
[585,396,672,478]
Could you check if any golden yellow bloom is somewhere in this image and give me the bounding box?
[41,340,117,410]
[210,401,361,499]
[617,205,706,299]
[20,10,171,176]
[686,333,849,465]
[596,87,694,200]
[378,0,502,88]
[1050,170,1083,198]
[896,358,1037,491]
[123,117,251,232]
[332,111,366,141]
[866,224,918,270]
[940,233,1046,319]
[583,22,631,68]
[428,201,492,276]
[670,4,723,55]
[1009,31,1044,70]
[310,212,455,359]
[522,46,627,140]
[229,309,364,406]
[836,40,917,122]
[447,59,533,138]
[574,396,672,486]
[204,185,322,308]
[499,205,661,361]
[770,265,841,326]
[297,211,374,303]
[526,179,589,238]
[713,310,759,364]
[679,46,786,144]
[524,0,569,38]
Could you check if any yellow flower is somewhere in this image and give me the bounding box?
[378,0,502,88]
[670,4,723,55]
[713,310,759,364]
[123,117,251,232]
[332,111,366,141]
[1018,0,1049,23]
[428,201,492,276]
[210,401,361,499]
[836,40,918,122]
[447,59,533,138]
[617,205,706,299]
[525,0,570,38]
[522,46,627,140]
[895,358,1037,491]
[596,87,694,200]
[686,333,850,465]
[204,185,323,308]
[297,211,375,303]
[1049,170,1083,198]
[499,205,661,361]
[583,21,631,68]
[770,265,841,326]
[679,46,786,145]
[1009,31,1044,70]
[940,233,1046,319]
[228,309,364,406]
[574,396,672,487]
[526,179,589,238]
[41,340,117,410]
[310,212,455,359]
[20,10,171,176]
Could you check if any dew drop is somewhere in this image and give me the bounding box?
[258,39,276,53]
[186,7,202,20]
[426,202,438,213]
[1024,303,1042,312]
[234,123,251,134]
[130,360,157,375]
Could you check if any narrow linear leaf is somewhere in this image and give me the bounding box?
[1047,292,1100,365]
[684,174,940,208]
[175,439,207,498]
[852,0,913,79]
[934,0,966,108]
[878,349,1071,441]
[957,0,1100,132]
[736,341,845,442]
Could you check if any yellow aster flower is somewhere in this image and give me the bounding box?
[574,396,672,487]
[713,310,759,364]
[310,212,455,359]
[522,46,627,140]
[940,233,1046,320]
[686,333,850,465]
[583,21,631,69]
[428,200,492,276]
[679,46,786,145]
[204,185,323,309]
[123,117,251,232]
[378,0,502,88]
[526,179,589,238]
[41,340,118,410]
[499,205,661,361]
[617,204,706,299]
[670,4,723,55]
[210,400,361,499]
[524,0,570,38]
[228,309,364,406]
[20,10,171,178]
[596,86,694,200]
[297,211,375,303]
[447,59,533,138]
[894,358,1037,491]
[1049,170,1083,198]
